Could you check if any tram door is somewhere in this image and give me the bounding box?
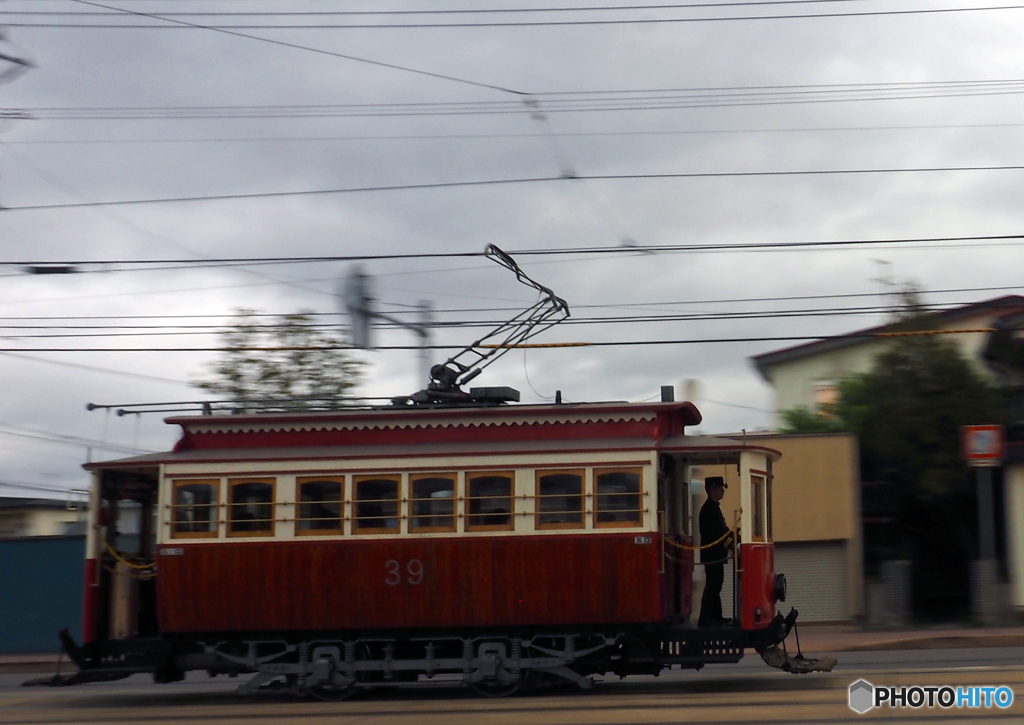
[88,470,159,643]
[658,455,692,618]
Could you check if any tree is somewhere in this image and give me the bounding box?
[193,309,364,409]
[836,334,1003,500]
[778,405,847,434]
[776,289,1008,616]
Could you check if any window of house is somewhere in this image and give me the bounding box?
[171,480,219,538]
[752,474,766,542]
[466,472,514,531]
[353,475,400,534]
[296,478,344,535]
[813,381,839,414]
[535,469,584,529]
[227,479,275,536]
[594,468,643,527]
[410,473,456,533]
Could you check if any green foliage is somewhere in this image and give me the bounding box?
[778,406,847,434]
[193,309,364,407]
[836,335,1003,501]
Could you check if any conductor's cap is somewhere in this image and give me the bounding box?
[704,476,727,491]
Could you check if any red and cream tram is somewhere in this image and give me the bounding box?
[56,394,828,697]
[51,247,831,696]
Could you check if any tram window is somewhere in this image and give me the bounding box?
[466,472,514,531]
[751,475,766,542]
[766,476,774,542]
[171,480,219,538]
[410,474,456,533]
[227,479,275,536]
[296,478,343,535]
[594,468,643,527]
[354,476,400,534]
[536,470,584,529]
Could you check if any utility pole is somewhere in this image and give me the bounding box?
[340,265,433,387]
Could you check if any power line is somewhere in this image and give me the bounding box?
[4,234,1024,267]
[0,2,877,18]
[0,328,1012,353]
[14,4,1024,27]
[0,480,80,497]
[0,423,153,455]
[0,304,964,338]
[69,0,527,96]
[0,132,332,299]
[14,122,1024,145]
[0,351,190,385]
[10,167,1024,212]
[19,80,1024,119]
[2,282,1019,321]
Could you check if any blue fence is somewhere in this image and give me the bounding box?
[0,536,84,653]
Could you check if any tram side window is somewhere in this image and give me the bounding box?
[751,475,766,542]
[466,472,514,531]
[594,468,643,527]
[410,474,456,533]
[536,470,584,529]
[228,479,276,536]
[296,478,343,535]
[354,475,400,534]
[171,480,219,538]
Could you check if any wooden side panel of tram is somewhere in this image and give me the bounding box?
[156,533,663,633]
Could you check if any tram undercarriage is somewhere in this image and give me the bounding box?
[43,608,832,698]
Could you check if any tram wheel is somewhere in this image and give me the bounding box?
[468,671,531,698]
[306,683,359,701]
[304,642,373,701]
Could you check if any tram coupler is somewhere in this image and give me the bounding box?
[753,608,837,674]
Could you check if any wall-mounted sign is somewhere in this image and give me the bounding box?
[961,425,1005,467]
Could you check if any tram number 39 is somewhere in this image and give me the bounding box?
[385,559,424,586]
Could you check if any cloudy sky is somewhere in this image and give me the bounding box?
[0,0,1022,496]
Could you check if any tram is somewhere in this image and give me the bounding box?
[48,247,833,697]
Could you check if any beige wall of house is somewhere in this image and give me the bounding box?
[0,507,84,538]
[762,309,1014,421]
[1005,462,1024,610]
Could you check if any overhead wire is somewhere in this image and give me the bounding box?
[0,282,1021,322]
[13,3,1024,27]
[0,351,191,385]
[14,121,1024,145]
[69,0,528,95]
[0,329,1007,353]
[0,141,333,298]
[0,2,880,18]
[5,234,1024,268]
[7,166,1024,211]
[0,302,982,338]
[19,80,1024,119]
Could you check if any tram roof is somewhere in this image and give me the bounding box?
[85,433,779,471]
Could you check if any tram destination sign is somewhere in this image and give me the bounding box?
[960,425,1005,467]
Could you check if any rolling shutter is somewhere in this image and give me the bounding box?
[700,541,850,623]
[773,541,850,622]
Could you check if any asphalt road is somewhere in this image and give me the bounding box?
[2,647,1023,724]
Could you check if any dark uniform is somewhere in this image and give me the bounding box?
[698,488,731,626]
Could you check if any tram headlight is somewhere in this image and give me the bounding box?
[773,573,787,603]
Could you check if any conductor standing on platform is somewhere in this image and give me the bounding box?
[698,476,732,627]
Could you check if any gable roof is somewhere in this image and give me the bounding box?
[0,496,69,510]
[752,295,1024,381]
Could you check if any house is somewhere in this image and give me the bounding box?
[750,295,1024,619]
[0,496,86,538]
[752,295,1024,420]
